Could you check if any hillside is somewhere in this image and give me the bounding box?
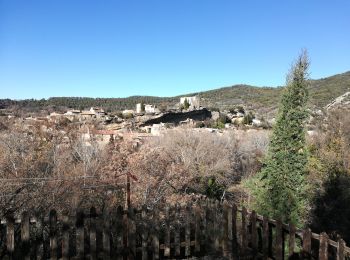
[1,71,349,116]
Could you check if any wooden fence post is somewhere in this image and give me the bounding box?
[6,213,15,259]
[275,219,283,260]
[194,204,201,254]
[185,204,191,257]
[288,223,296,258]
[250,211,258,252]
[89,207,97,260]
[164,206,171,257]
[174,204,181,257]
[302,228,312,255]
[21,211,30,260]
[232,204,238,256]
[214,200,220,252]
[141,205,148,260]
[76,210,85,258]
[103,209,111,260]
[128,207,136,259]
[337,239,346,260]
[319,232,328,260]
[49,209,58,260]
[262,216,269,260]
[241,207,248,252]
[116,206,124,260]
[62,211,70,260]
[222,201,229,257]
[152,208,159,260]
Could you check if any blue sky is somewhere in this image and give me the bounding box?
[0,0,349,99]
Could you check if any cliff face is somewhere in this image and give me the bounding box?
[140,109,212,126]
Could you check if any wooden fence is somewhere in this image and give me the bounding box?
[0,199,349,259]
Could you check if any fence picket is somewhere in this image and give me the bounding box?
[222,201,229,257]
[152,208,159,259]
[128,207,136,259]
[289,223,296,257]
[319,232,328,260]
[164,206,171,257]
[262,216,269,260]
[116,206,124,260]
[302,228,312,255]
[250,210,257,252]
[89,207,97,260]
[49,210,58,260]
[62,212,70,260]
[275,219,283,260]
[337,239,346,260]
[103,209,111,260]
[141,205,148,260]
[174,204,181,256]
[194,204,201,254]
[6,213,15,259]
[231,204,238,256]
[241,207,248,252]
[76,210,85,258]
[185,204,191,256]
[21,211,30,260]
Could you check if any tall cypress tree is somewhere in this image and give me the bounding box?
[252,51,310,225]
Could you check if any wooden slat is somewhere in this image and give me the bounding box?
[128,207,136,259]
[289,223,296,258]
[303,228,312,254]
[21,211,30,260]
[275,219,283,260]
[337,239,346,260]
[214,200,220,252]
[116,206,124,260]
[232,204,238,256]
[89,207,97,260]
[250,210,258,251]
[141,205,148,260]
[76,210,85,258]
[262,216,269,260]
[174,204,181,256]
[222,201,229,257]
[194,204,201,254]
[6,213,15,259]
[164,206,171,257]
[61,212,70,260]
[152,208,159,259]
[185,205,191,256]
[103,210,111,260]
[49,209,58,260]
[319,232,328,260]
[241,207,248,252]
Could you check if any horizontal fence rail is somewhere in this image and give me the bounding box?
[0,200,349,259]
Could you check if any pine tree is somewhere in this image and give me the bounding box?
[251,51,310,225]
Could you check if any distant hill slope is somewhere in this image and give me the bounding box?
[1,71,349,116]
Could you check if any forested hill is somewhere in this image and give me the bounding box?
[1,71,349,113]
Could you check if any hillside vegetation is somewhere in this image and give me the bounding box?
[1,71,349,115]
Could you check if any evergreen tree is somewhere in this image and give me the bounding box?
[250,51,310,225]
[183,98,190,110]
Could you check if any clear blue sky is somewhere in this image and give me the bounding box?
[0,0,349,99]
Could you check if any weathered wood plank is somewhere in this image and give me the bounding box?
[76,210,85,258]
[89,207,97,260]
[61,212,70,260]
[103,210,111,260]
[275,219,283,260]
[319,232,328,260]
[262,216,269,260]
[289,223,296,258]
[21,211,30,260]
[49,209,58,260]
